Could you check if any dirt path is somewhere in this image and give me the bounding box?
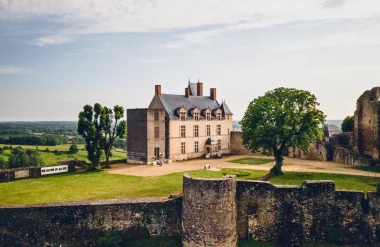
[106,155,380,178]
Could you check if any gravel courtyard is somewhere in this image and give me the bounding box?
[107,155,380,177]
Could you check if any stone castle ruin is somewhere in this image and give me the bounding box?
[1,175,379,246]
[290,87,380,167]
[354,87,380,161]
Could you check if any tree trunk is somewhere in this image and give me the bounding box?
[105,145,112,168]
[271,149,284,176]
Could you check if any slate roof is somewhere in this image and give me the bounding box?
[159,94,220,119]
[323,124,342,137]
[189,83,198,96]
[220,101,233,115]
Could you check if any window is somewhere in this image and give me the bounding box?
[227,115,230,120]
[216,112,221,120]
[194,125,199,137]
[217,140,221,150]
[206,112,211,121]
[217,125,221,136]
[155,127,160,139]
[180,109,186,121]
[228,128,230,135]
[195,141,199,153]
[181,142,186,154]
[181,125,186,138]
[154,111,159,121]
[206,125,211,136]
[194,112,200,121]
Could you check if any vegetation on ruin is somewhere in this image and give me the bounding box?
[341,116,354,132]
[241,87,326,175]
[0,169,378,205]
[0,144,126,166]
[229,157,275,165]
[78,103,127,169]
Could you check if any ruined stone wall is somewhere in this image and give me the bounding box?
[230,131,252,155]
[0,197,182,247]
[333,146,372,166]
[355,87,380,160]
[288,141,328,161]
[182,174,237,247]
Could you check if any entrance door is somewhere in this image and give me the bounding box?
[154,148,160,159]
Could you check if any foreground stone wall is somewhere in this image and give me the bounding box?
[182,174,237,247]
[0,197,182,247]
[0,176,379,246]
[185,176,380,246]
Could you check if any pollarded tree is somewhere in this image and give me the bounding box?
[101,105,126,168]
[78,104,105,170]
[341,116,354,132]
[241,87,326,175]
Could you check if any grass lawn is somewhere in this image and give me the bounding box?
[0,144,126,165]
[229,157,275,165]
[269,172,379,192]
[0,168,378,205]
[351,165,380,173]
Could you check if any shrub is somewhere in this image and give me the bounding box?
[342,116,354,132]
[0,157,7,169]
[69,144,79,154]
[0,147,4,154]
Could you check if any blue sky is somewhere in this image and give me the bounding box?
[1,0,380,121]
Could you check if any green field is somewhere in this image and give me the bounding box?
[0,144,126,165]
[352,165,380,173]
[0,168,378,205]
[229,157,275,165]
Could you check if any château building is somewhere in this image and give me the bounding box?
[127,81,233,164]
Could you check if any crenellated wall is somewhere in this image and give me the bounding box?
[0,176,379,246]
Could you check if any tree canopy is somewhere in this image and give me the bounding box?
[241,87,326,175]
[341,116,354,132]
[77,103,126,170]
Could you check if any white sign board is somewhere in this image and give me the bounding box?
[41,165,68,176]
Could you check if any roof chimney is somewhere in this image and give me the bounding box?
[185,87,190,98]
[197,82,203,96]
[155,85,161,96]
[210,88,216,101]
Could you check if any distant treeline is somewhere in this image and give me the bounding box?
[0,135,69,146]
[0,122,77,135]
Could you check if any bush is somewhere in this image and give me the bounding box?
[45,148,50,152]
[342,116,354,132]
[0,157,7,169]
[0,147,4,154]
[3,146,8,150]
[69,144,79,154]
[8,149,42,168]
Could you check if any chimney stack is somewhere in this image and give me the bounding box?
[197,82,203,96]
[155,85,161,96]
[210,88,216,101]
[185,88,190,98]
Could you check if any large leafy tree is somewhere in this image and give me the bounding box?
[78,104,105,170]
[241,87,325,175]
[341,116,354,132]
[101,105,126,168]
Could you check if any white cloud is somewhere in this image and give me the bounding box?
[164,30,222,49]
[1,0,380,34]
[0,66,33,75]
[31,35,73,46]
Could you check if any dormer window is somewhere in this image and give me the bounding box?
[192,109,200,121]
[206,111,211,121]
[180,108,187,121]
[215,109,222,120]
